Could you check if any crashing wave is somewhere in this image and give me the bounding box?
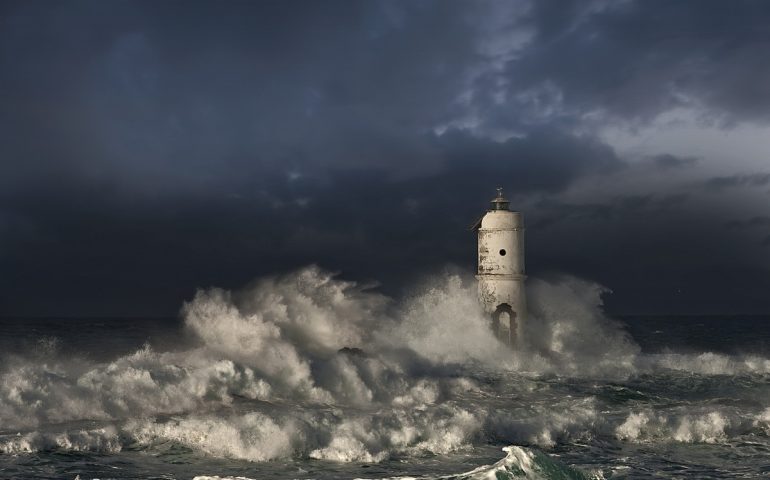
[2,265,770,466]
[0,427,121,454]
[192,446,600,480]
[448,446,600,480]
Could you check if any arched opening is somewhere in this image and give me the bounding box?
[491,303,517,346]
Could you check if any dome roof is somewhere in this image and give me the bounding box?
[480,210,521,229]
[469,188,521,231]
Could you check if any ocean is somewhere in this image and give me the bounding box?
[1,266,769,479]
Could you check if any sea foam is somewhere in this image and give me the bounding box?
[1,265,769,466]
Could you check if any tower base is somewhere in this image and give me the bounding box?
[491,303,517,345]
[477,275,526,348]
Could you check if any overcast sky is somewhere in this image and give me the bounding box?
[1,0,769,316]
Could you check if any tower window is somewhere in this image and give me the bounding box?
[499,249,506,256]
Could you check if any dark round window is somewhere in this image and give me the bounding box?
[499,249,506,256]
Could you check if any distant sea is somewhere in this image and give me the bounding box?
[4,314,769,362]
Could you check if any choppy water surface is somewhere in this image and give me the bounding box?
[1,267,770,479]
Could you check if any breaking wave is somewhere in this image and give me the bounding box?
[1,265,770,475]
[193,445,601,480]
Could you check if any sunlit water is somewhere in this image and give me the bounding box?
[1,267,769,479]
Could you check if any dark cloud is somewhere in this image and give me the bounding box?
[0,0,489,192]
[529,196,649,229]
[659,193,690,206]
[1,1,769,315]
[2,164,767,316]
[526,195,770,315]
[0,128,624,315]
[651,154,699,170]
[726,216,770,230]
[482,0,770,127]
[435,127,624,192]
[529,193,688,230]
[726,216,770,250]
[704,173,770,190]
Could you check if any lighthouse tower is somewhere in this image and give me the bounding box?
[472,188,526,345]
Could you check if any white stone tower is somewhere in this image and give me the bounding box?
[472,187,526,345]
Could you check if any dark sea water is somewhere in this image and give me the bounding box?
[1,268,769,479]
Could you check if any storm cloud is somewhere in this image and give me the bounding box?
[705,173,770,190]
[1,0,768,315]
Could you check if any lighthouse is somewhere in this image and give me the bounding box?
[471,188,527,345]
